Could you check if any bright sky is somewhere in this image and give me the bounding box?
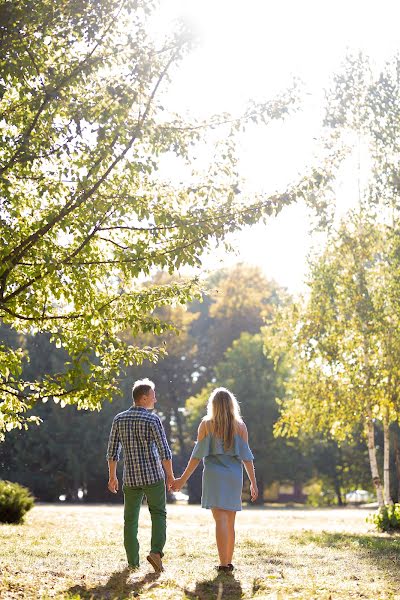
[155,0,400,294]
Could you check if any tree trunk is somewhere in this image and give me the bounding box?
[334,479,343,506]
[334,446,343,506]
[393,428,400,503]
[366,419,384,507]
[383,412,393,505]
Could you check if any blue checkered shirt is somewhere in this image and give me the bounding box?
[106,406,172,487]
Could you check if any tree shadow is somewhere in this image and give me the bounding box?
[183,571,243,600]
[64,567,160,599]
[292,530,400,584]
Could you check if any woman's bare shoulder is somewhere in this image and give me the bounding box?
[236,420,248,441]
[197,419,210,441]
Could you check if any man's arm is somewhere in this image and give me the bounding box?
[106,418,121,493]
[151,418,174,489]
[162,458,174,491]
[108,459,119,494]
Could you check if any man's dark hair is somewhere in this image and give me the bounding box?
[132,378,155,403]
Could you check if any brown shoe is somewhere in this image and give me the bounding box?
[147,552,164,572]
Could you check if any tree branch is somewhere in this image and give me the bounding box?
[0,44,180,289]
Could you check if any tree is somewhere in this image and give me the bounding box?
[0,0,317,437]
[267,216,400,506]
[262,52,400,507]
[301,432,373,506]
[188,264,281,390]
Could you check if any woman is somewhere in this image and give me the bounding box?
[173,387,258,571]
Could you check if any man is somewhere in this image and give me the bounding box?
[106,378,174,572]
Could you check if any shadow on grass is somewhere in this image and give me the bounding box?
[65,567,160,599]
[183,571,243,600]
[292,530,400,583]
[243,503,377,511]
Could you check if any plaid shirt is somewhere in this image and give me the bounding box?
[106,406,172,487]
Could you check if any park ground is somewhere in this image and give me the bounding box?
[1,503,400,599]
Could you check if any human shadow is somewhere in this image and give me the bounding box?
[65,567,160,599]
[183,571,243,600]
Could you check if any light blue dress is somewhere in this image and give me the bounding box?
[190,433,254,511]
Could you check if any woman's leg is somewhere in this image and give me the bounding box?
[211,508,229,565]
[226,511,237,564]
[211,508,236,566]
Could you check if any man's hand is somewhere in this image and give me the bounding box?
[166,475,174,491]
[108,476,119,494]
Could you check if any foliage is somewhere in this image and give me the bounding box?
[264,216,400,506]
[324,52,400,217]
[1,0,320,437]
[267,215,400,440]
[0,479,34,523]
[263,53,400,506]
[297,432,373,506]
[368,503,400,532]
[305,479,337,507]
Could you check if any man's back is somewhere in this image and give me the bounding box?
[107,405,172,487]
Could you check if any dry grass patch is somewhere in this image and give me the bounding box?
[1,504,400,599]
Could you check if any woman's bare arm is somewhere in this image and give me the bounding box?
[240,421,259,502]
[172,421,206,490]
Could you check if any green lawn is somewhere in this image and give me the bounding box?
[1,503,400,599]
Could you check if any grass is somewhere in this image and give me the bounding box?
[1,503,400,599]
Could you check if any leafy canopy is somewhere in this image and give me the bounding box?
[1,0,327,437]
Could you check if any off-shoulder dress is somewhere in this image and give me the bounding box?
[190,433,254,511]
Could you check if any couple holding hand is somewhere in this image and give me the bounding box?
[107,378,258,573]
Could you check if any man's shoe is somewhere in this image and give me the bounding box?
[147,552,164,572]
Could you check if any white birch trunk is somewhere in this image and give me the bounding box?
[366,419,384,507]
[383,413,393,505]
[394,431,400,503]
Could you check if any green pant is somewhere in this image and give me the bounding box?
[123,479,167,567]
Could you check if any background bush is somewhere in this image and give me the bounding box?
[369,504,400,532]
[0,480,35,524]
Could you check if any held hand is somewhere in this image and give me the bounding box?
[166,475,175,491]
[172,477,184,492]
[108,476,119,494]
[250,482,258,502]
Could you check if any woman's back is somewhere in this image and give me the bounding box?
[199,418,247,444]
[191,418,254,511]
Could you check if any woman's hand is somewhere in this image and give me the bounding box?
[250,482,258,502]
[172,477,184,492]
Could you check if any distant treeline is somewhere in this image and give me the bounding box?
[0,265,378,505]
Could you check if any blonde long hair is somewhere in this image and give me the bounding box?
[203,387,242,450]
